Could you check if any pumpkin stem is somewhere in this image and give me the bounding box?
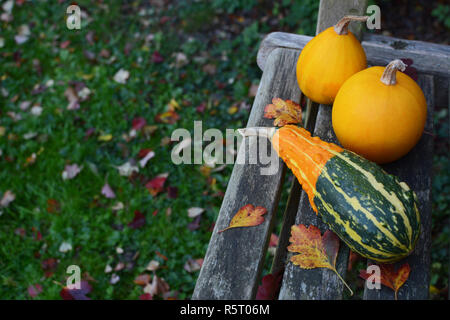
[334,15,369,35]
[380,59,407,86]
[237,127,277,140]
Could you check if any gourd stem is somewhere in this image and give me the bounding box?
[380,59,407,86]
[238,127,277,140]
[334,15,369,35]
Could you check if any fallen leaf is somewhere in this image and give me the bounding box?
[60,280,92,300]
[269,233,279,247]
[255,269,284,300]
[187,207,204,218]
[110,273,120,285]
[116,161,139,177]
[139,150,155,168]
[359,263,411,300]
[143,275,169,297]
[155,110,179,124]
[184,258,203,273]
[30,105,43,116]
[187,215,201,231]
[0,190,15,208]
[139,293,153,300]
[152,51,164,63]
[59,241,72,253]
[62,164,83,180]
[128,210,146,229]
[64,87,80,110]
[347,250,362,272]
[145,173,168,196]
[113,69,130,84]
[134,274,151,286]
[167,186,178,199]
[264,98,302,126]
[218,204,267,233]
[132,117,147,131]
[98,133,113,142]
[146,260,160,272]
[101,183,116,199]
[28,284,43,298]
[287,224,352,295]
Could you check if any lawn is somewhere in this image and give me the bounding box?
[0,0,448,300]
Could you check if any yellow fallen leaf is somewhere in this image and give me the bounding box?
[98,134,113,142]
[218,204,267,233]
[0,126,5,137]
[228,105,238,115]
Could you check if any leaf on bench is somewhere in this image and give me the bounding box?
[288,224,353,295]
[263,98,302,127]
[360,262,411,300]
[218,204,267,233]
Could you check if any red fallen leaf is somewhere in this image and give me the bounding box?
[139,293,153,300]
[60,40,71,49]
[128,210,146,229]
[269,233,279,247]
[256,269,284,300]
[15,228,26,237]
[360,263,411,300]
[167,186,178,199]
[84,127,96,140]
[32,227,42,241]
[196,103,206,113]
[28,284,43,298]
[159,16,170,25]
[138,148,153,159]
[132,117,147,131]
[155,251,168,261]
[145,173,168,196]
[152,210,158,216]
[152,51,164,63]
[60,280,92,300]
[46,199,61,213]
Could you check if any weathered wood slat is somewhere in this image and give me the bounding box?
[278,106,350,300]
[192,48,301,299]
[363,74,435,300]
[257,32,450,77]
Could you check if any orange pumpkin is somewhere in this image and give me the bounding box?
[332,59,427,164]
[296,15,368,105]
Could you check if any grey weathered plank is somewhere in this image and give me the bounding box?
[276,0,368,300]
[363,75,435,300]
[316,0,368,36]
[257,32,450,77]
[192,48,301,299]
[278,106,350,300]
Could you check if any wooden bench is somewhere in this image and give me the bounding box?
[192,0,450,300]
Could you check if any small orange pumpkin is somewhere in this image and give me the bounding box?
[332,59,427,164]
[296,15,368,105]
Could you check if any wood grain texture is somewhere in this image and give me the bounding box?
[363,75,435,300]
[192,48,301,300]
[316,0,368,36]
[278,106,350,300]
[257,32,450,76]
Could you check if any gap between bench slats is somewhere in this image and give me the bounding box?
[192,48,301,300]
[363,74,435,300]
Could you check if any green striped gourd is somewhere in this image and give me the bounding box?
[239,125,420,263]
